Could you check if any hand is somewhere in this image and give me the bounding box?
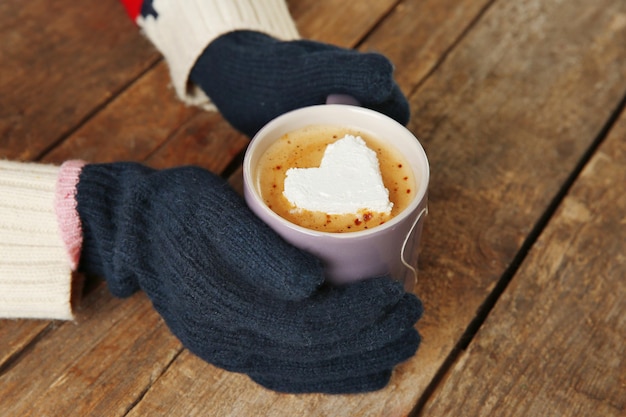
[190,30,410,137]
[74,163,422,393]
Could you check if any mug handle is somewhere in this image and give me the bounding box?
[401,206,428,289]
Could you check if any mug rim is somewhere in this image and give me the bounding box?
[243,104,430,239]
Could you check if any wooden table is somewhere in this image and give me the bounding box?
[1,0,625,415]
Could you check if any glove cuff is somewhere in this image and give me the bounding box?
[76,162,155,297]
[0,161,75,320]
[136,0,300,110]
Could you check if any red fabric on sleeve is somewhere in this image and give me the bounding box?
[119,0,143,21]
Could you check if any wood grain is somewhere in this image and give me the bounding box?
[0,284,181,417]
[0,321,49,372]
[0,0,160,161]
[287,0,399,46]
[0,0,624,415]
[359,0,493,93]
[42,63,200,165]
[401,0,626,406]
[421,106,626,417]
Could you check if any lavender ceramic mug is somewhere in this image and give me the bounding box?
[243,105,429,291]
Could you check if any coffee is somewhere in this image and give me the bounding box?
[256,125,416,233]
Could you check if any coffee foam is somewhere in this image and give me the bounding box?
[256,125,416,233]
[283,135,393,215]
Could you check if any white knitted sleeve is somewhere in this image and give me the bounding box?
[137,0,300,110]
[0,161,74,320]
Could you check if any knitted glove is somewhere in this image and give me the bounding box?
[75,162,422,394]
[190,30,410,137]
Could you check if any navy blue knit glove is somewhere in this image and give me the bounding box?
[190,30,410,137]
[75,163,423,394]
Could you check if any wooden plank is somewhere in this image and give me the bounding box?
[142,110,249,171]
[139,0,626,415]
[421,106,626,416]
[0,0,160,161]
[0,284,182,417]
[400,0,626,403]
[127,349,417,417]
[359,0,493,93]
[287,0,399,46]
[42,63,200,165]
[0,321,49,371]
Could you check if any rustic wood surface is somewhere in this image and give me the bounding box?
[422,94,626,417]
[1,0,625,416]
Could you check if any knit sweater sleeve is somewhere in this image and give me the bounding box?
[125,0,300,110]
[0,160,83,320]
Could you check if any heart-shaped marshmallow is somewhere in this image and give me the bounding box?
[283,135,393,215]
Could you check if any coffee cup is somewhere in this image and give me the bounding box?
[243,104,429,291]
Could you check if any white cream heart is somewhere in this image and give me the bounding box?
[283,135,393,215]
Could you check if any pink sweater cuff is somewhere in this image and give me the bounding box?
[55,160,87,270]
